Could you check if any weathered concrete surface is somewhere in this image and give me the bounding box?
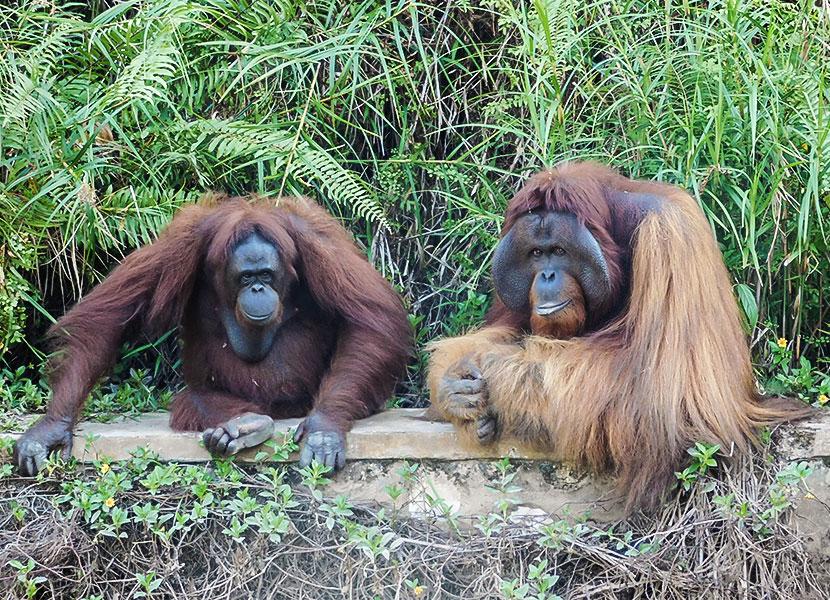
[2,409,622,519]
[328,459,624,522]
[777,413,830,556]
[3,409,829,545]
[3,408,552,462]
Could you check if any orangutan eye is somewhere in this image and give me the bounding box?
[530,248,543,257]
[241,274,254,285]
[552,246,566,256]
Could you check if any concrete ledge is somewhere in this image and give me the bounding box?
[4,408,828,463]
[3,408,555,462]
[779,413,830,459]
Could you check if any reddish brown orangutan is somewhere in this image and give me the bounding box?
[428,162,812,512]
[15,195,411,475]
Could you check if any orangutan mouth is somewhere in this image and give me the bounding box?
[535,300,571,316]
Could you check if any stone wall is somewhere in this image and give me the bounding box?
[4,408,829,553]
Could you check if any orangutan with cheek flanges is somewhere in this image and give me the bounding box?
[427,162,812,512]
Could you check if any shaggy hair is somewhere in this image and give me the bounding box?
[45,195,411,432]
[428,162,812,512]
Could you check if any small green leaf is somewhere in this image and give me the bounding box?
[735,284,758,333]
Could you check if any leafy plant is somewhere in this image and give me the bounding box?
[764,335,830,405]
[134,571,163,598]
[8,558,47,600]
[675,442,721,492]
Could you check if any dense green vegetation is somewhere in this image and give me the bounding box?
[0,0,828,417]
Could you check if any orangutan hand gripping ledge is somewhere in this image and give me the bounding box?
[14,195,411,476]
[427,161,813,512]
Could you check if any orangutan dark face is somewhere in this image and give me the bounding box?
[492,211,612,337]
[219,232,294,362]
[226,233,286,327]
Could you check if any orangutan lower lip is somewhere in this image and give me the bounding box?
[535,300,571,316]
[243,312,272,322]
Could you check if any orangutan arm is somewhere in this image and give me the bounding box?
[426,326,522,443]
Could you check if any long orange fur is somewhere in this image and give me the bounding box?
[428,162,812,512]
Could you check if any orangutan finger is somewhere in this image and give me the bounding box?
[443,376,484,395]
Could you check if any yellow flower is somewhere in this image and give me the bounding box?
[104,497,115,508]
[413,586,425,597]
[777,338,787,348]
[100,463,110,475]
[819,394,828,406]
[802,143,809,151]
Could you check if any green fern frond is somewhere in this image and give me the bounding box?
[183,118,390,228]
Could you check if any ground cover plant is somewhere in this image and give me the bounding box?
[0,435,827,599]
[0,0,829,598]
